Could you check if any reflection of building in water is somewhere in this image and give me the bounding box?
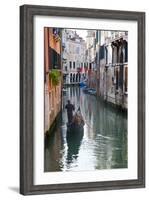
[44,126,64,172]
[80,93,96,140]
[66,128,84,166]
[62,29,87,85]
[93,103,127,169]
[44,86,127,172]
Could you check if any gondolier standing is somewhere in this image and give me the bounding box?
[65,100,75,123]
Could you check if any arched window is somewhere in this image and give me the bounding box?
[117,46,120,63]
[70,73,72,83]
[124,41,128,62]
[116,69,119,90]
[112,41,119,64]
[76,73,78,82]
[78,73,81,82]
[119,44,124,90]
[73,74,75,82]
[120,49,124,63]
[105,47,108,64]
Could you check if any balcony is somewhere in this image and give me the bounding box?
[53,28,61,42]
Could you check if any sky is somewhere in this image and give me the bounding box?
[75,29,87,40]
[68,29,87,40]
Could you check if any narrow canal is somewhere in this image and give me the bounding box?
[44,86,127,172]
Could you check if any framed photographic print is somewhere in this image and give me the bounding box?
[20,5,145,195]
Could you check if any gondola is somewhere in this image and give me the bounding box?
[66,108,84,164]
[67,108,85,133]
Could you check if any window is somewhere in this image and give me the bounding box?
[49,48,61,69]
[99,45,105,60]
[89,63,92,70]
[125,67,128,92]
[69,61,72,69]
[120,50,123,63]
[79,73,81,82]
[70,73,72,82]
[73,62,75,69]
[76,73,78,82]
[53,50,58,68]
[116,46,119,63]
[96,31,98,43]
[105,47,108,64]
[116,69,119,90]
[124,41,128,62]
[73,74,75,82]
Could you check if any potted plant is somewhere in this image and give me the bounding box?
[49,69,61,86]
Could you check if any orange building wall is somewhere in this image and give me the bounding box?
[44,27,49,73]
[48,29,61,54]
[44,27,62,134]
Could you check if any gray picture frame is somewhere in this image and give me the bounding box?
[20,4,145,195]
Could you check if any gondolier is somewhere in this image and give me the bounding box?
[72,107,85,127]
[65,100,75,123]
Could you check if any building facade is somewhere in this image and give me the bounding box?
[97,31,128,109]
[62,29,87,85]
[44,27,62,133]
[86,30,97,89]
[85,30,128,110]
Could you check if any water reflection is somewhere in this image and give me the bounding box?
[66,128,84,168]
[44,86,127,172]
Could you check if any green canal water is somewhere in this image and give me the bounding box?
[44,86,127,172]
